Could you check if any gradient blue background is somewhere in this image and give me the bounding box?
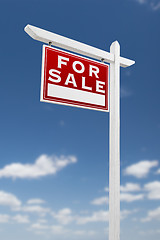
[0,0,160,239]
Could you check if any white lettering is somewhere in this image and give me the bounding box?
[89,65,99,78]
[58,56,69,68]
[48,69,61,83]
[82,77,92,91]
[96,81,105,94]
[73,61,85,74]
[65,73,77,87]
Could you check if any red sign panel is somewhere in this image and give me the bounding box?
[41,45,109,111]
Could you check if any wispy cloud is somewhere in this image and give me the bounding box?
[0,154,77,179]
[51,207,131,225]
[76,210,109,224]
[120,193,144,202]
[139,229,160,235]
[136,0,147,4]
[59,120,65,127]
[76,209,133,224]
[100,183,143,204]
[98,179,159,206]
[104,183,142,193]
[12,214,30,223]
[156,168,160,174]
[91,193,143,205]
[31,222,49,230]
[0,214,10,223]
[134,0,160,11]
[123,160,159,178]
[73,230,96,236]
[30,219,98,236]
[141,207,160,222]
[120,210,133,220]
[120,183,141,192]
[15,205,50,216]
[27,199,45,205]
[51,225,70,235]
[151,1,160,10]
[121,87,132,98]
[0,214,30,224]
[91,196,108,205]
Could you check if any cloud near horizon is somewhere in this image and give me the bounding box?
[0,191,21,208]
[0,154,77,179]
[141,207,160,222]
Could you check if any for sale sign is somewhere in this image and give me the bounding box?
[41,45,109,111]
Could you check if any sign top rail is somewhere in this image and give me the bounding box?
[24,24,135,68]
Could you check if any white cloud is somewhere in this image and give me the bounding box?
[76,209,133,224]
[76,210,109,224]
[27,207,133,236]
[91,196,108,205]
[124,160,158,178]
[120,193,144,202]
[120,183,141,192]
[52,208,74,225]
[14,205,50,216]
[94,182,142,206]
[0,154,77,179]
[91,193,143,205]
[31,222,49,230]
[141,207,160,222]
[30,221,97,237]
[51,225,69,235]
[92,182,143,206]
[144,181,160,199]
[0,214,10,223]
[13,214,30,223]
[0,191,21,208]
[27,199,45,205]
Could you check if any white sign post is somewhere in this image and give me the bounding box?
[109,41,121,240]
[24,24,135,240]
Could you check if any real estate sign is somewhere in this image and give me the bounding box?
[41,45,109,112]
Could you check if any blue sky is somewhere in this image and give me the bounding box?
[0,0,160,239]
